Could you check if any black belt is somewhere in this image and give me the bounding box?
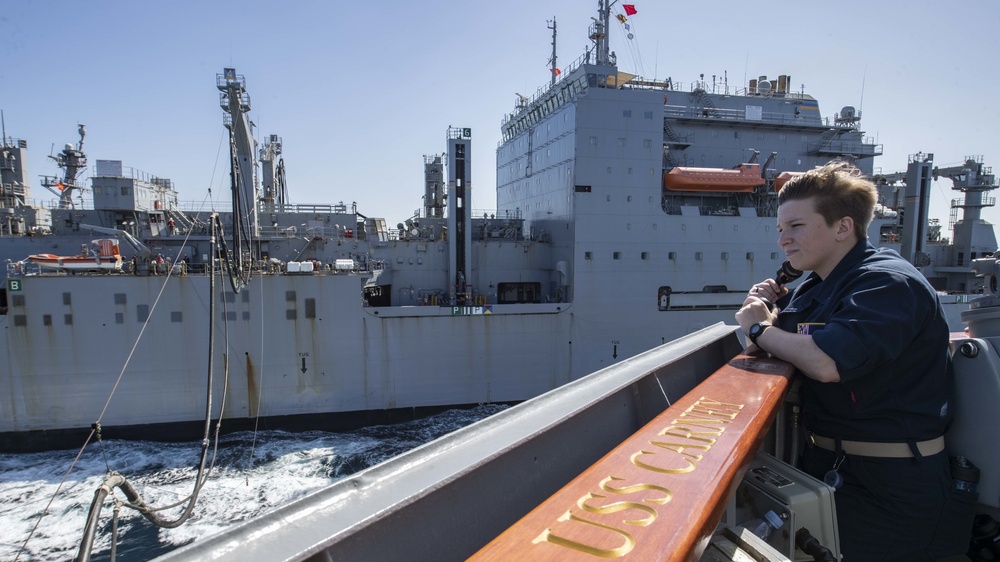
[809,433,945,458]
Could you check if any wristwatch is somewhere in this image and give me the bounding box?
[747,322,771,345]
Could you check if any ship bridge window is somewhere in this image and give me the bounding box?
[623,110,632,118]
[498,282,541,304]
[703,285,728,293]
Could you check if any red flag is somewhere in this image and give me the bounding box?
[623,4,637,15]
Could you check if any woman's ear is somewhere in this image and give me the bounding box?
[835,216,855,241]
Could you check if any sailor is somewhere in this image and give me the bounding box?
[736,161,971,560]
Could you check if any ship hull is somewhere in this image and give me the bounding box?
[0,270,973,451]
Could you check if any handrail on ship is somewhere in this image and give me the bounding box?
[152,324,792,562]
[470,352,794,561]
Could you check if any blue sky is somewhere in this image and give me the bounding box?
[1,0,998,232]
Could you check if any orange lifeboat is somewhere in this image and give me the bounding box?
[28,239,123,272]
[663,163,765,192]
[773,171,804,192]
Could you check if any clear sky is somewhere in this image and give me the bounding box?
[2,0,998,234]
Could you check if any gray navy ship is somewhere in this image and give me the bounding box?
[1,4,997,452]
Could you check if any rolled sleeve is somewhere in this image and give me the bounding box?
[811,271,929,382]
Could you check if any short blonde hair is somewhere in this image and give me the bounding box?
[777,161,877,241]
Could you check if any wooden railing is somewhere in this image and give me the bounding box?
[469,352,793,561]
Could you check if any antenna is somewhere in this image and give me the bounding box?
[859,64,867,121]
[1,109,6,146]
[743,51,749,93]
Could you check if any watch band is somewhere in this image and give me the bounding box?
[748,322,771,345]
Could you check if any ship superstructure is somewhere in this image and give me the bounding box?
[0,2,996,450]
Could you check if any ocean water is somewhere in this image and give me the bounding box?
[0,404,508,561]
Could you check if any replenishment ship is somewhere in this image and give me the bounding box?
[0,3,995,456]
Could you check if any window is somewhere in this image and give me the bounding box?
[623,110,632,118]
[613,252,622,260]
[644,111,653,119]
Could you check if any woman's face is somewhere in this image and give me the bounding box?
[777,197,850,279]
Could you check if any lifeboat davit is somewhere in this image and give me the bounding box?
[663,163,765,192]
[28,239,123,271]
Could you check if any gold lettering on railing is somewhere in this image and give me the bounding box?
[532,511,637,558]
[577,493,658,526]
[597,476,673,505]
[531,397,745,557]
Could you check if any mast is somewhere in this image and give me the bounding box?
[547,17,557,87]
[40,124,87,209]
[590,0,612,65]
